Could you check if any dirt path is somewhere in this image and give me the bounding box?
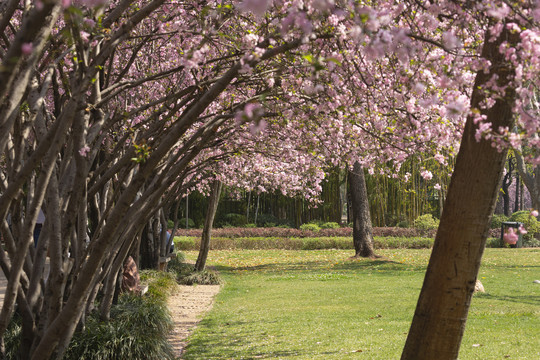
[0,269,220,359]
[167,284,221,359]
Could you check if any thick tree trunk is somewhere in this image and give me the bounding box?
[348,161,377,258]
[401,27,518,360]
[195,180,222,272]
[515,152,540,211]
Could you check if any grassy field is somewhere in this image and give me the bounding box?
[180,248,540,360]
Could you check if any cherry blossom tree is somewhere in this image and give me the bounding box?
[1,1,540,359]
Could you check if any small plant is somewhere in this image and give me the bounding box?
[413,214,440,231]
[509,210,540,246]
[397,220,409,228]
[65,295,175,360]
[490,214,509,229]
[178,269,223,285]
[300,223,321,232]
[319,222,340,229]
[178,217,195,229]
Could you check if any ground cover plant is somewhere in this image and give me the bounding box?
[180,249,540,360]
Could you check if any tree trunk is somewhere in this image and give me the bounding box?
[348,161,377,258]
[401,26,518,360]
[515,152,540,211]
[195,180,222,272]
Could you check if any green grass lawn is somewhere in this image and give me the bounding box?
[180,249,540,359]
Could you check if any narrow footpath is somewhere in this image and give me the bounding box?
[167,284,221,358]
[0,270,221,359]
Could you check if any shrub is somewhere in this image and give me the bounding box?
[167,255,193,276]
[413,214,440,231]
[65,295,174,360]
[300,223,321,232]
[244,223,257,228]
[167,219,174,229]
[139,270,178,302]
[397,220,409,228]
[319,222,340,229]
[178,269,223,285]
[509,210,540,246]
[490,214,509,229]
[486,237,504,248]
[219,213,247,227]
[178,217,195,229]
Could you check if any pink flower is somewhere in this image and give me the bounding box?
[79,146,91,157]
[503,228,518,245]
[238,0,272,17]
[531,210,539,217]
[434,183,442,191]
[21,43,33,55]
[518,225,527,235]
[420,170,433,180]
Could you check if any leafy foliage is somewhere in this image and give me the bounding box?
[490,214,509,229]
[65,295,174,360]
[413,214,440,231]
[299,223,321,232]
[319,222,340,229]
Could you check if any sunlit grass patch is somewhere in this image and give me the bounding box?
[181,249,539,360]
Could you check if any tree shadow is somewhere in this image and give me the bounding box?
[475,292,540,306]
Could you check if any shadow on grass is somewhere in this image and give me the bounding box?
[214,257,425,274]
[475,292,540,306]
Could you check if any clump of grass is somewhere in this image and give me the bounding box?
[178,269,223,285]
[4,312,22,359]
[167,254,223,285]
[65,294,175,360]
[139,269,178,301]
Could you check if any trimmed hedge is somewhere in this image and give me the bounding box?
[175,226,438,238]
[175,236,435,250]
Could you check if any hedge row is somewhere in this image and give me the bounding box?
[174,226,505,239]
[175,236,435,250]
[175,226,442,238]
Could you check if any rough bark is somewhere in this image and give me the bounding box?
[348,161,377,258]
[515,151,540,211]
[195,180,222,272]
[401,26,518,360]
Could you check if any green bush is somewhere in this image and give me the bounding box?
[397,220,409,228]
[486,237,504,248]
[220,213,247,227]
[139,270,178,302]
[244,223,257,228]
[490,214,509,229]
[319,222,340,229]
[174,236,196,250]
[413,214,440,231]
[178,217,195,229]
[167,219,174,229]
[65,295,174,360]
[300,223,321,232]
[509,210,540,246]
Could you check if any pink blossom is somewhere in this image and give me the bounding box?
[434,183,442,191]
[531,210,539,217]
[21,43,33,55]
[518,224,527,235]
[78,146,90,157]
[238,0,272,17]
[420,170,433,180]
[503,228,519,245]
